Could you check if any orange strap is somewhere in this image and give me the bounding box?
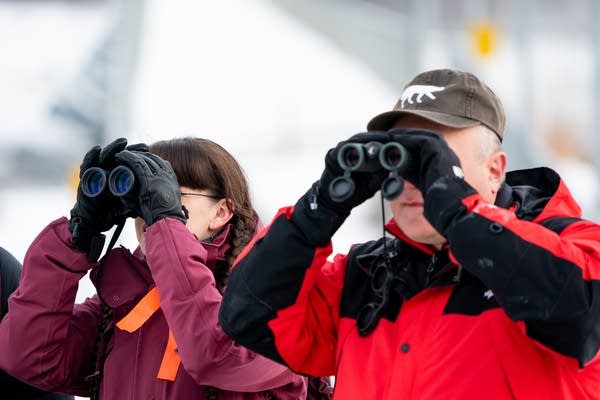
[157,330,181,381]
[116,287,161,333]
[115,287,181,381]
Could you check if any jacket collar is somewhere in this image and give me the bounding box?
[201,224,232,272]
[384,219,436,256]
[505,167,581,222]
[91,224,233,309]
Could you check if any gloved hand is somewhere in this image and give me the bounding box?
[69,138,149,261]
[387,128,464,194]
[388,128,478,236]
[317,131,392,215]
[115,150,187,226]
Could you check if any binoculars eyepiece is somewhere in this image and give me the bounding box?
[80,166,135,198]
[329,141,410,202]
[337,141,409,172]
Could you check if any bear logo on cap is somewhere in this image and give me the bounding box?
[400,85,445,108]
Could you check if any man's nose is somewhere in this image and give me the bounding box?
[402,180,418,191]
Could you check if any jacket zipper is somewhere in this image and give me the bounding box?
[425,254,437,287]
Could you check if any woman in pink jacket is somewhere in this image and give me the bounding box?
[0,137,307,399]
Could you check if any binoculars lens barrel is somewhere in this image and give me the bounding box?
[338,143,364,171]
[338,142,384,172]
[108,166,135,196]
[80,166,135,198]
[80,167,107,198]
[338,142,408,172]
[330,140,411,203]
[379,143,409,171]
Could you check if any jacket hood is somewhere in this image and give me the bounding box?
[504,167,581,222]
[385,167,581,249]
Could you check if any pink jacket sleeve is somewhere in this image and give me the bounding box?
[144,218,306,393]
[0,217,102,396]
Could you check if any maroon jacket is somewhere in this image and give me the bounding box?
[0,217,307,399]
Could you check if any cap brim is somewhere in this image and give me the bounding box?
[367,110,481,131]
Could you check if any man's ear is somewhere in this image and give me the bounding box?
[208,199,234,231]
[489,151,507,194]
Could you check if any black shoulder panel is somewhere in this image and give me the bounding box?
[538,216,581,234]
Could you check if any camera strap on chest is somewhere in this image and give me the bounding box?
[86,219,125,400]
[116,286,181,381]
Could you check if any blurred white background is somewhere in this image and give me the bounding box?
[1,5,600,394]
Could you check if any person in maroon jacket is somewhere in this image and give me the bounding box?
[0,247,74,400]
[220,69,600,399]
[0,137,307,399]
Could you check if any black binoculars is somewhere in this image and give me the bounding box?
[80,166,135,198]
[329,141,410,202]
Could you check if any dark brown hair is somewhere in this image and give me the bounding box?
[149,137,258,292]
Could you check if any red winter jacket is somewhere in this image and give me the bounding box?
[0,217,307,399]
[221,167,600,399]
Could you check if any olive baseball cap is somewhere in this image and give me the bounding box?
[367,69,506,141]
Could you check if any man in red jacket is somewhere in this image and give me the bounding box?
[220,68,600,399]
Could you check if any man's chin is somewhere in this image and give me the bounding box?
[404,229,445,248]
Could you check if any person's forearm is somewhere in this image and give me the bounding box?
[0,218,99,394]
[146,218,304,391]
[441,193,600,365]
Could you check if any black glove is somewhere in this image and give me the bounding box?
[69,138,149,261]
[115,150,187,226]
[388,128,477,235]
[387,128,464,194]
[317,131,392,215]
[289,132,392,247]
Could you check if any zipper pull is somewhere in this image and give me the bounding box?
[453,265,463,283]
[425,254,436,286]
[427,254,436,273]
